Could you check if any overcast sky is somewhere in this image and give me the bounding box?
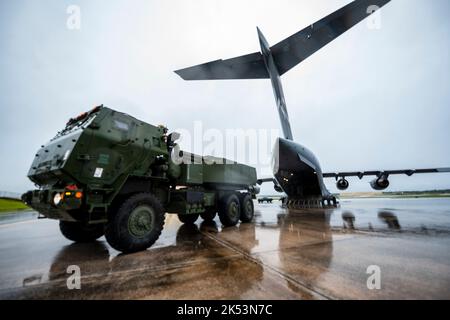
[1,0,449,194]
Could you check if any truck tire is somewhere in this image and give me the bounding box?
[218,194,241,227]
[178,213,199,224]
[105,193,165,253]
[240,194,254,223]
[200,210,216,221]
[59,221,104,243]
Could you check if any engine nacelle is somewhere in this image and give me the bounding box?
[370,177,390,190]
[336,178,349,191]
[251,185,261,195]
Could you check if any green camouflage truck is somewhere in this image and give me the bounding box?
[22,106,259,253]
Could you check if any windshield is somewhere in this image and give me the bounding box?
[52,108,100,140]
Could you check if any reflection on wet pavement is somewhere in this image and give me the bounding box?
[378,211,401,230]
[0,211,37,225]
[0,198,450,299]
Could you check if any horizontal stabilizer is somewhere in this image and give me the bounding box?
[271,0,391,75]
[175,52,269,80]
[175,0,391,80]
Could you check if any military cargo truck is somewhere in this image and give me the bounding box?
[22,106,259,253]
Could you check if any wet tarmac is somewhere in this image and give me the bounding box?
[0,198,450,300]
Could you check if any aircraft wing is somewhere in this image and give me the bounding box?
[174,52,270,80]
[323,168,450,179]
[271,0,391,75]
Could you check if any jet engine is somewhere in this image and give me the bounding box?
[336,178,349,191]
[370,176,390,190]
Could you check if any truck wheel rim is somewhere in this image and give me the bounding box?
[128,205,154,238]
[229,202,239,219]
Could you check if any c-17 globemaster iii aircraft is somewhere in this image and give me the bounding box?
[175,0,450,208]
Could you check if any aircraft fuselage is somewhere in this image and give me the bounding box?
[272,138,336,206]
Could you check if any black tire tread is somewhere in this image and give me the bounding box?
[218,194,241,227]
[59,221,104,243]
[105,193,165,253]
[200,210,217,221]
[240,193,254,223]
[178,213,199,224]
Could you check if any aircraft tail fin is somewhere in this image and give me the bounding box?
[174,0,392,141]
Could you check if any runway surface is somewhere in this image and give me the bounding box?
[0,198,449,300]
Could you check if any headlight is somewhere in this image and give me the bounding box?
[53,193,62,206]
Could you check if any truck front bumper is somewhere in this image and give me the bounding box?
[22,188,83,221]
